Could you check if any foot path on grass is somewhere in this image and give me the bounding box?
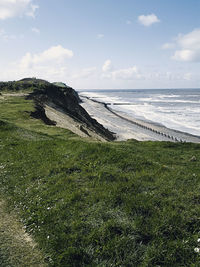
[0,199,47,267]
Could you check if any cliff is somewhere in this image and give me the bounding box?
[0,78,115,141]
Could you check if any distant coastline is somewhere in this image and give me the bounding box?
[80,95,200,143]
[79,88,200,139]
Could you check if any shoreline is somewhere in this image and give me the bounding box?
[80,96,200,143]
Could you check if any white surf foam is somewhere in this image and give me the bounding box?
[79,90,200,136]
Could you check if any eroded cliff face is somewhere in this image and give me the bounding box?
[0,78,115,140]
[25,79,115,141]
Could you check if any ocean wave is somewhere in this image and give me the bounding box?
[138,98,200,104]
[79,89,200,136]
[112,104,200,136]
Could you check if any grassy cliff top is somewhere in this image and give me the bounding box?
[0,91,200,266]
[0,78,73,93]
[0,78,49,92]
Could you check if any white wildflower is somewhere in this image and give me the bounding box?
[197,238,200,243]
[194,247,200,253]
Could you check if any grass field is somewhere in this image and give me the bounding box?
[1,94,200,266]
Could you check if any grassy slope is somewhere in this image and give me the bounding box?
[1,95,200,266]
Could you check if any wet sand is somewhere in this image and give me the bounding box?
[80,96,200,143]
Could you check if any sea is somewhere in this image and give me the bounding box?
[78,89,200,137]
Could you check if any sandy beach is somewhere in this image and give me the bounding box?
[80,96,200,143]
[3,92,199,143]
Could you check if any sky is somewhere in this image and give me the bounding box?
[1,0,200,89]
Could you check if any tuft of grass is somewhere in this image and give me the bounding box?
[1,95,200,266]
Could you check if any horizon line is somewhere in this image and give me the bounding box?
[77,87,200,91]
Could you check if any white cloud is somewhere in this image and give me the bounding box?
[140,70,195,82]
[26,3,38,18]
[162,43,175,50]
[20,45,73,69]
[0,0,38,20]
[31,27,40,34]
[102,60,141,80]
[102,60,112,72]
[97,34,104,39]
[0,45,74,82]
[172,49,200,62]
[0,28,16,41]
[184,73,192,81]
[101,61,193,83]
[172,29,200,62]
[138,14,160,27]
[111,67,141,80]
[177,29,200,50]
[1,45,197,89]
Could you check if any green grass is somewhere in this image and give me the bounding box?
[1,95,200,266]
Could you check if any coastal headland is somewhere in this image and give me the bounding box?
[1,78,200,266]
[2,78,199,143]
